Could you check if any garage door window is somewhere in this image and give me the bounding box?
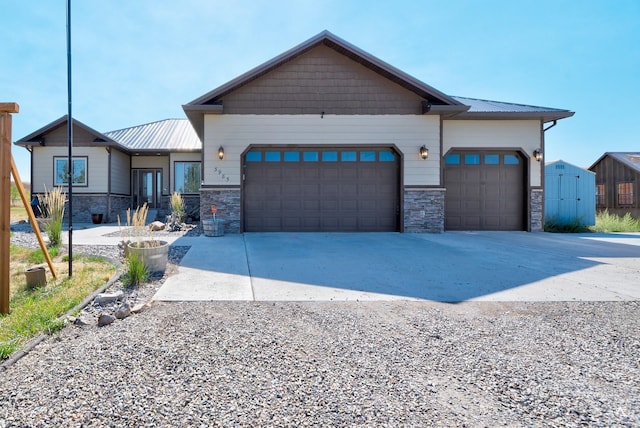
[284,151,300,162]
[246,151,261,162]
[265,152,281,162]
[380,151,395,161]
[342,151,357,162]
[303,152,319,162]
[504,154,520,165]
[464,154,480,165]
[360,151,376,162]
[322,151,338,161]
[485,154,500,165]
[445,154,460,165]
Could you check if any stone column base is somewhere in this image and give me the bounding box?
[403,188,445,233]
[200,188,241,233]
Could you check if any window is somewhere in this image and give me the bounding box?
[303,152,319,162]
[246,151,261,162]
[504,154,520,165]
[445,154,460,165]
[484,154,500,165]
[322,151,338,162]
[617,182,634,205]
[265,152,281,162]
[175,162,201,193]
[464,154,480,165]
[379,151,395,162]
[596,184,605,206]
[360,151,376,162]
[54,157,87,186]
[284,151,300,162]
[341,151,357,162]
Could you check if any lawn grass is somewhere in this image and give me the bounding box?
[590,210,640,233]
[0,244,117,360]
[10,205,29,222]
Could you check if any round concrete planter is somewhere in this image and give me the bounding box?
[25,266,47,288]
[127,240,169,274]
[202,219,225,237]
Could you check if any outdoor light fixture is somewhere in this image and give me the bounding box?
[218,146,224,160]
[533,148,543,162]
[419,145,429,160]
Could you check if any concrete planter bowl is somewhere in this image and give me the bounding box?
[202,219,225,237]
[127,240,169,274]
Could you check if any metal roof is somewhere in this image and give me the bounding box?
[452,96,569,114]
[591,152,640,173]
[105,119,201,152]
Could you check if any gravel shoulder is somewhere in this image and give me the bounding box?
[0,300,638,427]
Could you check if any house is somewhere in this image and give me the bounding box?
[544,160,596,226]
[183,30,573,232]
[589,152,640,218]
[15,31,574,232]
[14,117,201,223]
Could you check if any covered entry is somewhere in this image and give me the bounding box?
[444,150,526,230]
[243,147,400,232]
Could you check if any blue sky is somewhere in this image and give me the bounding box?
[2,0,638,180]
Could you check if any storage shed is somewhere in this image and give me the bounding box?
[589,152,640,218]
[545,160,596,226]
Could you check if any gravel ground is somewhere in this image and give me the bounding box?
[4,226,640,426]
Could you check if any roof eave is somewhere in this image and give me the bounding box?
[182,104,223,142]
[449,111,575,122]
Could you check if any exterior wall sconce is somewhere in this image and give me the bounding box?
[533,148,543,162]
[419,145,429,160]
[218,146,224,160]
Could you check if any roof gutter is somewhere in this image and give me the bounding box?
[543,120,557,132]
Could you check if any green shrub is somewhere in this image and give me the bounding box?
[39,187,66,246]
[591,210,640,232]
[123,252,148,287]
[170,192,185,219]
[544,217,590,233]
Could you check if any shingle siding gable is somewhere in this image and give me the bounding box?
[219,45,424,115]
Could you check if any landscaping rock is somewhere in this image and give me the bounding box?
[97,313,115,327]
[94,291,124,304]
[115,302,131,319]
[149,221,165,231]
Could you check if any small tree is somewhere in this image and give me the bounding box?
[10,184,19,206]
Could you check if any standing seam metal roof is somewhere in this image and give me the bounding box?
[452,96,570,114]
[105,119,201,151]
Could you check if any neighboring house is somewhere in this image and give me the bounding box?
[544,160,596,226]
[183,30,573,232]
[15,31,574,232]
[14,117,201,223]
[589,152,640,218]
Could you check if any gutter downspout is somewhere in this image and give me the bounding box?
[106,147,111,222]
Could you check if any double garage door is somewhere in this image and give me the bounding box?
[444,150,526,231]
[243,147,400,232]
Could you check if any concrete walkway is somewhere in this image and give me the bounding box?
[151,231,640,303]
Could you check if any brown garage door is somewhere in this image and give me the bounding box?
[243,147,400,232]
[444,151,525,231]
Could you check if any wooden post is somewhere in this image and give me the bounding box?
[1,102,19,315]
[11,156,56,279]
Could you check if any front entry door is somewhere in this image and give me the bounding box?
[133,169,162,209]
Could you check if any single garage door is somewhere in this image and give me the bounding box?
[243,147,400,232]
[444,151,525,231]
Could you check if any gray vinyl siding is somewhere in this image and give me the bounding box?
[220,45,424,115]
[110,149,130,195]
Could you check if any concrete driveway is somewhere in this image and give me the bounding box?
[153,231,640,302]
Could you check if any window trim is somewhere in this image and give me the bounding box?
[595,184,606,207]
[53,156,88,187]
[617,182,634,206]
[174,161,202,194]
